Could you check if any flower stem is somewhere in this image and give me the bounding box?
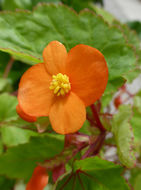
[90,104,106,132]
[3,57,14,78]
[82,131,106,159]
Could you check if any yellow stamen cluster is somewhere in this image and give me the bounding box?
[49,73,71,96]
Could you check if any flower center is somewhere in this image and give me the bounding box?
[49,73,71,96]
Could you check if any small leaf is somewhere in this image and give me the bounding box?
[112,105,136,168]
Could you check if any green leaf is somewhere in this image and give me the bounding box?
[123,67,141,83]
[1,126,38,147]
[0,52,10,77]
[62,0,96,12]
[133,92,141,113]
[54,157,129,190]
[134,174,141,190]
[112,21,141,82]
[0,4,136,83]
[2,0,33,11]
[0,78,10,92]
[0,51,30,91]
[129,168,141,190]
[128,21,141,40]
[0,138,3,155]
[6,60,30,90]
[4,117,35,128]
[32,0,61,7]
[2,0,60,11]
[74,156,122,171]
[101,93,113,110]
[131,111,141,142]
[105,77,125,95]
[93,5,116,24]
[131,91,141,141]
[0,133,64,180]
[113,21,140,50]
[93,9,141,83]
[112,105,136,168]
[0,93,18,122]
[79,120,91,135]
[0,176,15,190]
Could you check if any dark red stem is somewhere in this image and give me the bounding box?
[90,104,106,132]
[86,114,97,127]
[82,131,106,159]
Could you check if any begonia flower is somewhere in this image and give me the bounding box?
[17,41,108,134]
[16,104,37,122]
[26,166,48,190]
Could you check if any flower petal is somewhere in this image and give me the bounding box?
[16,104,37,122]
[43,41,67,75]
[49,92,86,134]
[66,44,108,106]
[18,63,55,117]
[26,166,49,190]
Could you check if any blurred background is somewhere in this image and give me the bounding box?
[104,0,141,22]
[0,0,140,190]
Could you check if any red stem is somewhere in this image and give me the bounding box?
[90,104,106,132]
[92,132,106,156]
[82,131,106,159]
[81,104,107,159]
[86,114,98,127]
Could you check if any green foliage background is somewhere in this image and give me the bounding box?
[0,0,141,189]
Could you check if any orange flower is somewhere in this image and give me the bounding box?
[17,41,108,134]
[26,166,49,190]
[16,104,37,122]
